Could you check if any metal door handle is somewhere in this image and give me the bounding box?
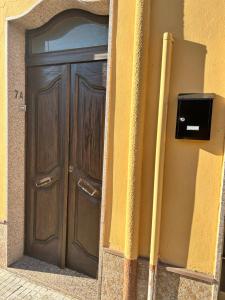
[36,177,52,188]
[77,178,98,197]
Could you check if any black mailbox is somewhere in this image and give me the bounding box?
[175,93,214,140]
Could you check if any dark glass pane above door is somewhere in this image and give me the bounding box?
[30,11,108,54]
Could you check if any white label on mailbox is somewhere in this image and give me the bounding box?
[186,125,200,131]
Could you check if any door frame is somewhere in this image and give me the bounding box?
[24,9,108,273]
[5,4,114,295]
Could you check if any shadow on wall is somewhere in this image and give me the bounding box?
[157,15,225,296]
[170,39,206,92]
[160,38,207,267]
[142,0,225,273]
[157,1,225,296]
[160,18,225,274]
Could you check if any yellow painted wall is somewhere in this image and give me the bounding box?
[0,0,225,276]
[140,0,225,275]
[106,0,135,253]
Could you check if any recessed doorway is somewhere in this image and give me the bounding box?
[25,9,108,278]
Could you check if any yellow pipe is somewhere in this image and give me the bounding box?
[123,0,151,298]
[148,32,174,300]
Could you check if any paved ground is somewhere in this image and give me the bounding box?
[0,268,73,299]
[6,256,97,300]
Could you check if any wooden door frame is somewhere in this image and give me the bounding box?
[25,10,108,272]
[26,46,108,67]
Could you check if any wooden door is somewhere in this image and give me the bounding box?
[25,65,69,267]
[66,61,107,277]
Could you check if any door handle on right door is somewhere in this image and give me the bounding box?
[77,178,99,197]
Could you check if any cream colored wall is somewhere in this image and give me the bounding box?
[0,0,38,220]
[0,0,225,276]
[0,2,7,221]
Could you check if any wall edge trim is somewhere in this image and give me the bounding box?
[158,261,218,285]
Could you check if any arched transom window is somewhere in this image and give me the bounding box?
[26,10,109,55]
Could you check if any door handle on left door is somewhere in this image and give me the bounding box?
[77,178,99,197]
[36,176,52,188]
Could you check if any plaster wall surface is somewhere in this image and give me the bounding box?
[0,0,225,278]
[139,0,225,276]
[105,0,136,252]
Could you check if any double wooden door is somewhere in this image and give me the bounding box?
[25,61,106,277]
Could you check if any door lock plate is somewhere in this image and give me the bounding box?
[68,165,74,173]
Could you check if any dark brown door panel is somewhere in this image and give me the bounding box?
[67,61,106,277]
[25,65,69,267]
[26,61,106,277]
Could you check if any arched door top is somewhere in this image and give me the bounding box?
[27,10,108,55]
[26,10,109,66]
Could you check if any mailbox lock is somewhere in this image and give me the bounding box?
[179,117,186,122]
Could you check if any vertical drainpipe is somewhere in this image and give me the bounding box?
[123,0,147,299]
[147,32,174,300]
